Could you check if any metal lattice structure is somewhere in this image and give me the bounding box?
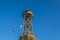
[19,9,36,40]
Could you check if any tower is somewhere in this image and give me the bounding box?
[19,9,36,40]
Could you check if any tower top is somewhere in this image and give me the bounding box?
[23,9,33,20]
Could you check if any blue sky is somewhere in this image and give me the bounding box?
[0,0,60,40]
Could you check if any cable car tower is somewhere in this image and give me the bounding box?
[19,9,36,40]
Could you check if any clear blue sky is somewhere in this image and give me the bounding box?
[0,0,60,40]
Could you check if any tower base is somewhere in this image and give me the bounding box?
[19,34,36,40]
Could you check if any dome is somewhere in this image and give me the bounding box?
[23,9,33,18]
